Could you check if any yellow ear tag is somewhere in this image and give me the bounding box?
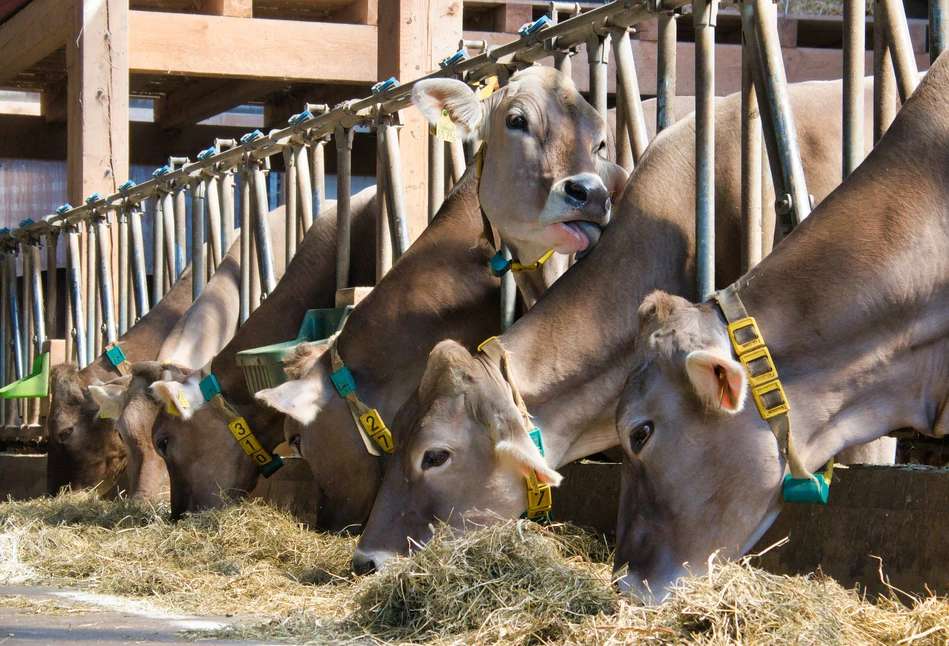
[479,76,499,100]
[435,109,457,143]
[99,410,111,420]
[166,399,179,416]
[359,409,394,454]
[176,389,190,410]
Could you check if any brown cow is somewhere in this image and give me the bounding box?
[146,189,377,519]
[612,60,948,600]
[352,77,885,572]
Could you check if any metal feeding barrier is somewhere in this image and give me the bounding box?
[0,0,942,432]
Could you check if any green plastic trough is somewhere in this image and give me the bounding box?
[235,307,353,395]
[0,352,50,399]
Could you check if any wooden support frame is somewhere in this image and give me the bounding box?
[0,0,70,87]
[198,0,253,18]
[155,78,281,130]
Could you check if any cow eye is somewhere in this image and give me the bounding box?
[421,449,450,470]
[505,113,528,131]
[289,434,302,454]
[594,140,606,155]
[58,427,74,442]
[629,422,653,455]
[155,437,169,457]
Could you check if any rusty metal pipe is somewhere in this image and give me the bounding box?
[657,13,678,132]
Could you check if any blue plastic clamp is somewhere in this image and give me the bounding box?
[372,77,399,94]
[85,193,101,204]
[199,374,222,402]
[529,427,545,457]
[240,130,263,144]
[197,147,215,160]
[18,219,34,228]
[153,165,170,178]
[105,344,127,368]
[440,50,468,68]
[782,473,830,504]
[55,204,72,215]
[0,228,8,236]
[518,15,552,36]
[119,180,136,192]
[259,454,285,478]
[330,366,356,398]
[288,110,312,125]
[489,252,513,277]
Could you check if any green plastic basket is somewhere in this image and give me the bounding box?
[236,307,353,395]
[0,352,50,399]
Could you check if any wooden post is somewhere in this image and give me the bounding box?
[378,0,462,241]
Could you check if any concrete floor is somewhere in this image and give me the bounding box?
[0,586,280,645]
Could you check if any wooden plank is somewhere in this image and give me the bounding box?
[128,11,378,83]
[494,3,532,33]
[67,0,129,204]
[40,83,66,123]
[155,78,281,130]
[198,0,253,17]
[0,0,70,87]
[334,0,377,25]
[379,0,462,241]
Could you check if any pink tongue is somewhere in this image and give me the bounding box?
[564,222,588,251]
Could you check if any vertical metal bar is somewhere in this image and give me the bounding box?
[153,195,165,307]
[694,0,717,299]
[283,146,298,266]
[449,138,467,184]
[657,12,678,132]
[311,139,326,221]
[29,244,46,356]
[843,0,865,179]
[191,178,207,299]
[615,90,633,171]
[251,163,278,295]
[117,211,129,334]
[932,0,948,62]
[873,3,897,144]
[206,175,223,272]
[95,218,117,346]
[611,27,649,163]
[174,185,187,280]
[587,33,610,119]
[553,51,573,76]
[335,125,355,291]
[161,191,176,294]
[128,205,149,319]
[85,222,97,363]
[0,254,7,422]
[44,232,57,343]
[295,144,314,238]
[428,134,445,221]
[221,170,236,250]
[239,168,251,324]
[750,0,812,228]
[741,39,763,273]
[500,244,517,332]
[7,253,23,379]
[66,229,87,368]
[21,247,32,378]
[379,120,413,258]
[376,151,393,281]
[881,0,920,102]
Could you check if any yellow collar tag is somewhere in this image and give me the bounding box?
[434,109,457,143]
[479,76,500,100]
[510,248,556,273]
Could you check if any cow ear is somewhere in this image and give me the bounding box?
[420,340,476,400]
[256,363,333,425]
[596,158,629,203]
[494,424,563,486]
[412,79,485,141]
[685,349,748,414]
[88,375,134,420]
[637,291,682,330]
[151,373,203,420]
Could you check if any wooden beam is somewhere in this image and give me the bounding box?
[198,0,253,18]
[494,3,532,33]
[334,0,377,25]
[40,83,67,124]
[155,78,280,130]
[379,0,462,240]
[67,0,129,204]
[128,11,377,83]
[0,0,70,87]
[263,83,372,129]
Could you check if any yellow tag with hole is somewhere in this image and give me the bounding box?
[527,480,553,516]
[479,76,499,100]
[435,109,456,143]
[359,409,394,453]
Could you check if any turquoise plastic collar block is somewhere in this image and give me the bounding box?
[105,344,127,368]
[782,473,829,504]
[199,374,222,402]
[490,252,512,277]
[259,454,285,478]
[529,427,545,457]
[331,366,355,397]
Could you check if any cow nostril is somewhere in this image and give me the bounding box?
[352,556,377,575]
[563,179,589,204]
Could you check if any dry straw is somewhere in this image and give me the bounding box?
[1,493,948,645]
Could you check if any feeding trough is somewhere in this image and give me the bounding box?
[0,352,49,399]
[236,307,352,394]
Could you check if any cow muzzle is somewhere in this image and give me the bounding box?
[540,173,611,257]
[352,547,398,575]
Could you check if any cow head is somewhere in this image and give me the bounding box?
[46,364,127,496]
[612,292,785,602]
[352,340,562,573]
[255,343,385,531]
[87,362,170,503]
[413,66,628,265]
[149,366,259,519]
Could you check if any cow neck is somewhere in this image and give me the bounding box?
[335,166,497,421]
[210,196,377,447]
[84,265,195,381]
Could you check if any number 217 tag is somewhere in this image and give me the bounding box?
[359,409,394,454]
